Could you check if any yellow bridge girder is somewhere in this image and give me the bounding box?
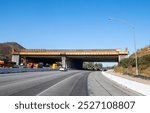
[12,49,128,56]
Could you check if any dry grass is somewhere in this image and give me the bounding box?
[142,66,150,77]
[131,45,150,57]
[116,45,150,77]
[114,65,150,77]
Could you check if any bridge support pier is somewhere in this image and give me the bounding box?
[61,57,67,68]
[61,57,83,69]
[119,55,127,62]
[12,55,20,65]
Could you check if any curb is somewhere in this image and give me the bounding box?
[102,72,150,96]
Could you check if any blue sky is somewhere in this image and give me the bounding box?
[0,0,150,55]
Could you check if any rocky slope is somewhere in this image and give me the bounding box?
[0,42,25,61]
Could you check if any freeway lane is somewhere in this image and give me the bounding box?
[88,72,141,96]
[0,70,81,96]
[0,70,140,96]
[38,71,91,96]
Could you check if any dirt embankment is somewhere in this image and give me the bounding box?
[0,42,25,61]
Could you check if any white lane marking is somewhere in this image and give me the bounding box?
[36,72,84,96]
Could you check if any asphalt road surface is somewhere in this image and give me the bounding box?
[0,70,141,96]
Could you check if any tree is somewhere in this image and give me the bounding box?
[138,55,150,65]
[83,62,103,70]
[95,63,103,69]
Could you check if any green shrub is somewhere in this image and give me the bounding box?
[138,55,150,65]
[117,54,150,76]
[118,57,135,68]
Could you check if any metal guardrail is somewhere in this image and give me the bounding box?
[0,68,54,74]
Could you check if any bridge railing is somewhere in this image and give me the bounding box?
[20,49,117,52]
[12,49,128,55]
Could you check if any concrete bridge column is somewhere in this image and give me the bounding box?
[12,55,20,65]
[61,57,67,68]
[119,55,127,62]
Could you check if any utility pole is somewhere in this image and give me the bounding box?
[108,18,139,76]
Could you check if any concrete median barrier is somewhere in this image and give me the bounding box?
[0,68,53,74]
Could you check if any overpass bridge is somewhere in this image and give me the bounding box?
[12,49,128,69]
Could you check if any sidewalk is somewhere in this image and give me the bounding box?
[107,70,150,85]
[102,70,150,96]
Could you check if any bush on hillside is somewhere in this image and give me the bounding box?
[116,54,150,76]
[119,55,150,68]
[138,55,150,65]
[118,57,135,68]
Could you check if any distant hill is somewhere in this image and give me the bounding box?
[0,42,25,61]
[131,45,150,57]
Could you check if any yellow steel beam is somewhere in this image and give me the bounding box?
[12,49,128,56]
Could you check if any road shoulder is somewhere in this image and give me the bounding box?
[107,70,150,85]
[102,71,150,96]
[88,72,140,96]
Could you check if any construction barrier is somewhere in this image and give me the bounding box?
[0,68,54,74]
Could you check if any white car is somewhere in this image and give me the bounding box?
[59,68,67,71]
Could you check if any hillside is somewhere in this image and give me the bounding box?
[131,45,150,57]
[0,42,25,61]
[115,45,150,77]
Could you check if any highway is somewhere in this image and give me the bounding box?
[0,70,140,96]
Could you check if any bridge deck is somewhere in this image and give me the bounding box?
[12,49,128,56]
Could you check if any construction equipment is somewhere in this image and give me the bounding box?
[27,63,34,68]
[0,60,16,68]
[0,60,4,67]
[52,64,58,69]
[27,63,43,68]
[33,63,43,68]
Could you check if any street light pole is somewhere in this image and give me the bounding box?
[132,27,139,76]
[108,18,139,76]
